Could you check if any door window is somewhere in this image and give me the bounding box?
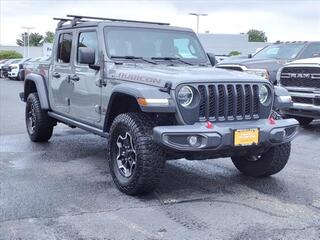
[77,31,98,63]
[57,33,73,63]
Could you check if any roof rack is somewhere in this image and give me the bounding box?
[53,14,170,28]
[53,17,88,28]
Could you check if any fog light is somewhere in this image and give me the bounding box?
[188,136,198,146]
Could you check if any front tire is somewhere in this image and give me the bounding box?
[107,113,165,195]
[25,92,54,142]
[231,143,291,177]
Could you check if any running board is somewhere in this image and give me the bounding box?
[48,112,108,138]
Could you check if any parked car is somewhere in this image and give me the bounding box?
[8,58,31,80]
[216,41,320,84]
[0,59,10,77]
[277,57,320,126]
[19,57,43,81]
[1,59,22,78]
[20,15,298,195]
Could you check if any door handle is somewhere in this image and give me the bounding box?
[70,75,80,82]
[53,72,61,78]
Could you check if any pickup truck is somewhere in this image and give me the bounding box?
[20,15,298,195]
[216,41,320,84]
[278,57,320,126]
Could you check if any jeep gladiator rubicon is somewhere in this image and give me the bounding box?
[216,41,320,84]
[278,57,320,126]
[20,15,298,195]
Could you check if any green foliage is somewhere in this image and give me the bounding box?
[0,51,23,60]
[247,29,268,42]
[16,32,44,46]
[229,51,241,56]
[43,31,55,43]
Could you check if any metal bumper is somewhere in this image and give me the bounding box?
[153,118,298,151]
[282,103,320,118]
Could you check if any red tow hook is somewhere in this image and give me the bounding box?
[206,120,213,129]
[268,117,276,125]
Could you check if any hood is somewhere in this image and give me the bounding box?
[109,63,269,89]
[218,57,289,69]
[286,57,320,65]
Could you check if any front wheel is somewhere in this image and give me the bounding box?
[26,93,55,142]
[231,143,291,177]
[107,113,165,195]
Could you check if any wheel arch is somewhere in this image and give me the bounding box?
[103,92,142,132]
[24,73,50,110]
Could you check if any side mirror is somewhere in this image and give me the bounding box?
[248,53,252,58]
[78,47,95,65]
[207,53,217,66]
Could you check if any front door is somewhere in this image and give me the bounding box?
[70,30,101,124]
[50,32,74,115]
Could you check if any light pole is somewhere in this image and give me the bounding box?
[21,26,35,58]
[188,13,208,34]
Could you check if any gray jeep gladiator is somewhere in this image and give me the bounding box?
[20,15,298,195]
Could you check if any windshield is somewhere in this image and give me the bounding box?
[254,43,305,60]
[104,27,207,63]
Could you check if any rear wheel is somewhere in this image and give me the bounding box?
[26,92,54,142]
[107,113,165,195]
[231,143,291,177]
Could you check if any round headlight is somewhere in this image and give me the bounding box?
[259,85,269,104]
[178,86,194,107]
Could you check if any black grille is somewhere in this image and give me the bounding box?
[197,84,260,121]
[280,67,320,89]
[291,97,313,104]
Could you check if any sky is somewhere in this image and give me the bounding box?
[0,0,319,46]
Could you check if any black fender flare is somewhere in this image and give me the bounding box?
[103,83,175,131]
[24,73,50,110]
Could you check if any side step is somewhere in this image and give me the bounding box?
[48,112,108,138]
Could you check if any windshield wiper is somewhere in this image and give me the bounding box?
[110,55,157,65]
[151,57,194,65]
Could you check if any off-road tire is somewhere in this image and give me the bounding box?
[107,113,165,195]
[25,92,54,142]
[231,142,291,177]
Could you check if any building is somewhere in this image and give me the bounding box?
[198,33,269,56]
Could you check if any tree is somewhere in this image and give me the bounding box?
[247,29,268,42]
[16,32,44,46]
[43,31,54,43]
[0,50,23,60]
[16,32,28,46]
[229,51,241,56]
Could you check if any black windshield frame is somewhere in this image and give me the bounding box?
[103,26,209,64]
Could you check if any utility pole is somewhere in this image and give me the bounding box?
[188,13,208,34]
[21,26,35,58]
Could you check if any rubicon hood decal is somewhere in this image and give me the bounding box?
[117,72,163,85]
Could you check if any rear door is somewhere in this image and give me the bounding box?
[49,31,74,115]
[70,29,101,124]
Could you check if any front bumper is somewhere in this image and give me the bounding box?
[282,103,320,118]
[153,118,298,151]
[8,70,18,77]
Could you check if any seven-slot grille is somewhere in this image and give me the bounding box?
[197,83,260,122]
[280,67,320,89]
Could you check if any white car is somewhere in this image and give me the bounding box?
[8,58,31,80]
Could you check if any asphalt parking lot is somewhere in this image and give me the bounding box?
[0,78,320,240]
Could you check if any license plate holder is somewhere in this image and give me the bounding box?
[234,128,259,146]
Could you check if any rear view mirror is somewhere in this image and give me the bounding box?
[207,53,217,66]
[78,47,95,65]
